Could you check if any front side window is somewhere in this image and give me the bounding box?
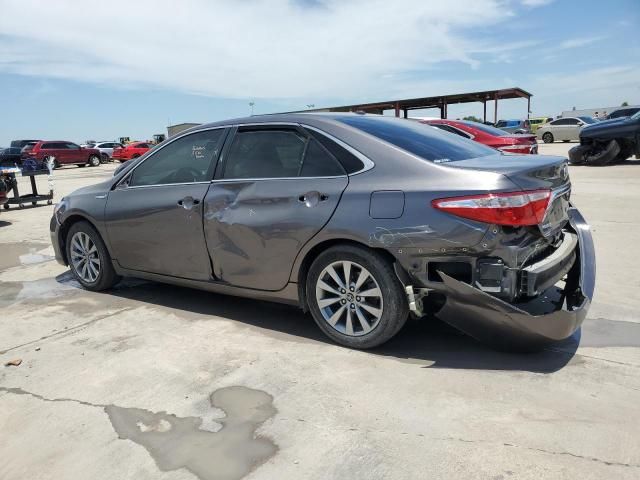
[65,143,80,149]
[129,129,225,186]
[335,115,495,163]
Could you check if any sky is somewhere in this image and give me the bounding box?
[0,0,638,146]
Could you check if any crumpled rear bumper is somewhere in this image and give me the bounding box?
[435,207,595,350]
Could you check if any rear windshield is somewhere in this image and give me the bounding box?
[334,115,495,163]
[458,120,510,137]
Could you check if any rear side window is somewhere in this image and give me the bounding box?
[430,124,470,138]
[223,130,306,179]
[306,128,364,173]
[130,129,225,186]
[335,116,495,163]
[42,143,55,149]
[300,139,345,177]
[223,128,346,179]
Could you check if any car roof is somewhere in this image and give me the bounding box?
[186,112,373,133]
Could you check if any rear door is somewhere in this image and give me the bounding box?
[65,142,83,163]
[105,128,227,279]
[203,125,349,291]
[563,118,581,141]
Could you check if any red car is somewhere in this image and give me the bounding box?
[112,142,152,161]
[23,141,102,168]
[423,119,538,154]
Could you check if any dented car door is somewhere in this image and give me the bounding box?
[203,125,348,291]
[105,129,227,279]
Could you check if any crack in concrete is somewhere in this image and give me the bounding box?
[0,307,134,354]
[437,436,639,469]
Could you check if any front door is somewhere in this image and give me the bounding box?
[203,126,349,291]
[105,128,227,280]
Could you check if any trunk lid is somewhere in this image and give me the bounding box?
[448,154,568,189]
[448,154,571,236]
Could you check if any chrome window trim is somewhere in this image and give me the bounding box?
[115,125,228,189]
[115,121,375,188]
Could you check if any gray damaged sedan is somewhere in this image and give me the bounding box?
[51,113,595,351]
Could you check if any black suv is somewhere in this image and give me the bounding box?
[569,110,640,165]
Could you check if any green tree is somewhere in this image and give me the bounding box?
[621,101,629,106]
[463,115,483,123]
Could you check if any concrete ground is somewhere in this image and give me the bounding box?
[1,143,639,480]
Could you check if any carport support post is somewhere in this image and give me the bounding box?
[527,96,531,119]
[394,102,400,117]
[403,108,408,118]
[483,101,487,122]
[494,93,498,123]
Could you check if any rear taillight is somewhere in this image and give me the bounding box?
[432,189,551,226]
[498,144,535,154]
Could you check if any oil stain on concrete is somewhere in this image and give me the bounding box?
[106,386,277,480]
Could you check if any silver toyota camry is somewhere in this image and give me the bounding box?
[51,113,595,351]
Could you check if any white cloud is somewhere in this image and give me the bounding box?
[0,0,517,99]
[520,0,555,7]
[559,36,607,49]
[532,65,640,112]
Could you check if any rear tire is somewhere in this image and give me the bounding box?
[89,155,100,167]
[66,221,120,291]
[306,245,408,349]
[100,153,109,163]
[542,132,554,143]
[568,145,589,165]
[583,140,621,166]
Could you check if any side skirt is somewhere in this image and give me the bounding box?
[112,264,301,307]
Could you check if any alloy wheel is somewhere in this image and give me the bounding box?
[315,260,384,336]
[70,231,101,283]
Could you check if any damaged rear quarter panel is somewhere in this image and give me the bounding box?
[289,148,518,283]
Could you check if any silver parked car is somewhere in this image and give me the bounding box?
[50,113,595,351]
[537,116,596,143]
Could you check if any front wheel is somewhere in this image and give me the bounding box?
[306,245,408,349]
[66,221,120,291]
[542,132,554,143]
[88,155,100,167]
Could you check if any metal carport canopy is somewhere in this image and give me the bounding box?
[300,87,532,122]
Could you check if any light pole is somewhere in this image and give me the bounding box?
[249,102,255,116]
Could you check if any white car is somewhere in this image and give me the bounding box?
[86,142,123,162]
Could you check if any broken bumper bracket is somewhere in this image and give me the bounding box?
[435,208,596,350]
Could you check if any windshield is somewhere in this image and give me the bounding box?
[578,116,596,124]
[334,115,496,163]
[631,110,640,120]
[458,121,510,137]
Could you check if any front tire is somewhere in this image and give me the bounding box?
[88,155,100,167]
[66,221,120,291]
[306,245,408,349]
[542,132,554,143]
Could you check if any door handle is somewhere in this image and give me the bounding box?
[298,191,328,207]
[178,196,200,210]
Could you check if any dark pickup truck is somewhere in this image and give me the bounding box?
[569,111,640,165]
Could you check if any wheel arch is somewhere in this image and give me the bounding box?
[295,238,399,312]
[58,214,107,265]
